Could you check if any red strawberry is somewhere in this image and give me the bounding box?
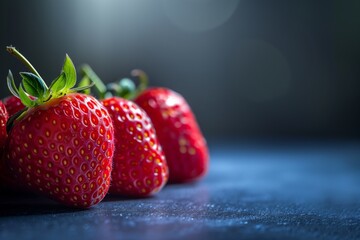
[81,67,208,183]
[2,95,26,117]
[80,65,168,196]
[0,101,11,186]
[102,97,168,196]
[0,100,15,192]
[0,99,29,191]
[135,87,209,183]
[0,100,17,191]
[0,100,8,147]
[4,47,114,208]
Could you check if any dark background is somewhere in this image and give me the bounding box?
[1,0,359,139]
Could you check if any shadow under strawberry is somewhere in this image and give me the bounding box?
[102,194,155,202]
[0,194,87,217]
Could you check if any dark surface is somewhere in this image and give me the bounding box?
[1,140,360,240]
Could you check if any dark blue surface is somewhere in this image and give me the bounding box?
[1,140,360,240]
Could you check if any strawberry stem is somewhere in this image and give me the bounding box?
[6,46,43,80]
[130,69,148,99]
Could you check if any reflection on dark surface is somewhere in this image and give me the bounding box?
[0,140,359,240]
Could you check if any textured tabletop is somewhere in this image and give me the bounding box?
[1,139,360,240]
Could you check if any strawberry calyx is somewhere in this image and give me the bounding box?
[80,65,148,100]
[6,46,94,128]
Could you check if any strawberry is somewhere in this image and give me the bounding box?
[0,100,14,191]
[81,67,208,183]
[1,99,26,193]
[4,47,115,208]
[0,100,8,147]
[103,97,168,196]
[104,70,208,183]
[2,95,26,117]
[81,65,168,196]
[0,96,25,191]
[134,86,209,183]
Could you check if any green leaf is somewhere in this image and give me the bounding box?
[118,78,136,98]
[106,82,121,94]
[49,72,66,94]
[62,54,76,90]
[7,70,19,98]
[70,81,95,93]
[20,72,47,99]
[77,76,91,95]
[18,83,35,107]
[81,64,106,98]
